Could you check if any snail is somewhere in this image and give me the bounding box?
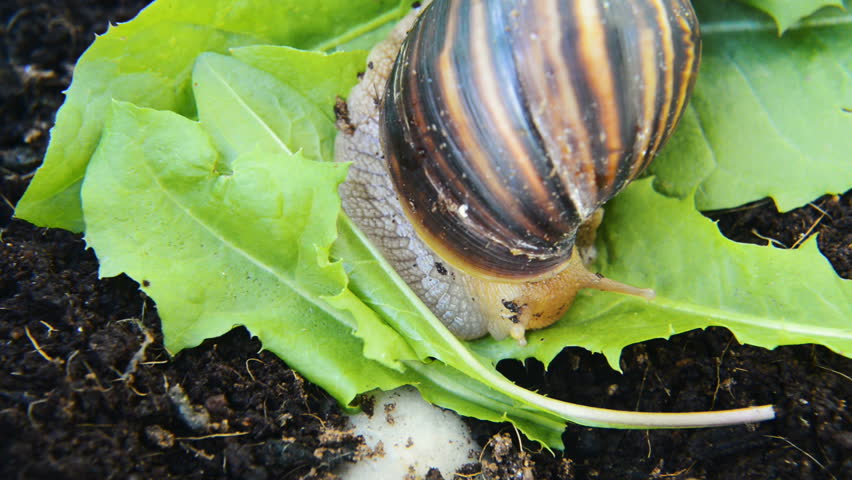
[335,0,701,345]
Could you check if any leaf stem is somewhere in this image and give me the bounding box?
[430,328,776,429]
[339,215,777,429]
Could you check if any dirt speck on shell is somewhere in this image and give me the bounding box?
[2,1,850,479]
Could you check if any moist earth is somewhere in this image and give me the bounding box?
[2,1,850,479]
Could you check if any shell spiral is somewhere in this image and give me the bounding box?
[382,0,701,282]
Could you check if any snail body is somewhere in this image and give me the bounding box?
[336,0,701,344]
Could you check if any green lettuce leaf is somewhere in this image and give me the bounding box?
[470,179,852,369]
[16,0,407,232]
[652,2,852,211]
[230,46,367,120]
[734,0,844,32]
[193,52,336,162]
[82,100,416,401]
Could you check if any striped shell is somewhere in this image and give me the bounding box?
[382,0,701,282]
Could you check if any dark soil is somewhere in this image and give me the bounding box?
[2,1,850,479]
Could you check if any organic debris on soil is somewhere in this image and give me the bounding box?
[2,1,850,479]
[0,223,361,479]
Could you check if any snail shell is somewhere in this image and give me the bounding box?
[336,0,701,344]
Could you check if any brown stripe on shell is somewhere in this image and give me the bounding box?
[553,0,600,219]
[385,1,507,271]
[505,0,586,232]
[462,1,554,242]
[667,0,701,141]
[467,1,568,243]
[575,0,626,198]
[467,1,585,248]
[645,0,677,169]
[627,0,661,180]
[632,0,701,172]
[431,1,559,272]
[602,0,659,188]
[517,0,598,220]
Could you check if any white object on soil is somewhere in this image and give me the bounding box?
[338,386,479,479]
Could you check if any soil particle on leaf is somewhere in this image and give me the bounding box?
[2,1,851,480]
